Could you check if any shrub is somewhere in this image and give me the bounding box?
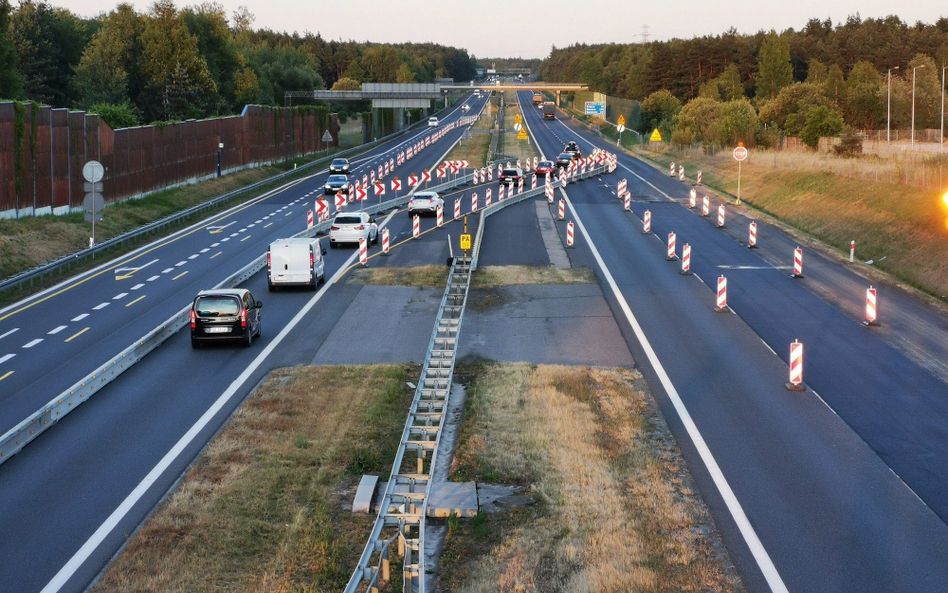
[833,127,864,157]
[89,102,140,129]
[801,105,844,148]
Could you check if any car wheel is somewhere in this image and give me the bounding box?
[256,321,261,339]
[268,282,275,292]
[330,241,337,249]
[244,330,253,347]
[310,275,318,291]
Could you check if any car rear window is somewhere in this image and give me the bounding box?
[414,193,434,200]
[558,154,572,160]
[195,296,240,316]
[502,169,519,175]
[335,215,362,224]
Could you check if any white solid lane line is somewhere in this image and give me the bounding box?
[23,338,43,348]
[48,326,67,335]
[71,314,89,322]
[112,293,128,300]
[0,353,14,364]
[92,303,109,310]
[0,328,19,340]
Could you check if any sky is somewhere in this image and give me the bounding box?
[53,0,948,60]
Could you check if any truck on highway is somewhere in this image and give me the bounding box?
[533,92,543,105]
[542,102,556,120]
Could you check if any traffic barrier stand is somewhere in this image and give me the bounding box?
[498,184,505,201]
[472,193,478,213]
[618,178,628,198]
[678,165,685,182]
[413,215,420,239]
[624,194,631,211]
[437,205,444,228]
[717,205,726,228]
[307,210,313,229]
[518,178,524,194]
[680,243,692,275]
[791,247,804,278]
[566,221,575,248]
[454,198,461,220]
[382,228,390,255]
[531,175,537,190]
[689,188,697,208]
[702,195,710,217]
[748,222,758,248]
[642,210,651,234]
[486,189,492,208]
[666,232,677,260]
[669,162,675,177]
[864,286,878,326]
[786,340,805,391]
[849,240,855,264]
[546,182,554,203]
[697,170,702,185]
[359,237,368,267]
[715,275,728,312]
[558,198,565,220]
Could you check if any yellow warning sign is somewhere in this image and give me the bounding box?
[517,128,528,140]
[460,234,472,250]
[649,128,663,142]
[514,113,522,124]
[617,114,626,126]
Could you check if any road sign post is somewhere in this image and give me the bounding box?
[82,161,105,248]
[733,144,748,204]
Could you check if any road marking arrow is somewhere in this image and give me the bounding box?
[114,258,159,280]
[207,221,236,234]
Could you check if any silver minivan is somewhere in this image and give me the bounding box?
[267,238,327,291]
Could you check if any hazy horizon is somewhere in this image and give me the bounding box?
[49,0,948,59]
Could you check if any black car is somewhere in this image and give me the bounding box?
[564,141,582,159]
[556,153,573,168]
[190,288,262,348]
[499,167,523,183]
[330,158,350,174]
[323,174,351,195]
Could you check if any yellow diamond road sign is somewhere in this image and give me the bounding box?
[649,128,663,142]
[517,128,528,140]
[617,114,626,126]
[514,113,522,124]
[460,234,472,250]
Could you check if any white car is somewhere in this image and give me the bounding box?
[408,191,444,216]
[267,238,326,291]
[330,212,378,248]
[428,116,439,127]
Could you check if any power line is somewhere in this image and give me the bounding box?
[640,24,650,44]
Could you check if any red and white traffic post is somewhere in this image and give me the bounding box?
[666,232,677,261]
[486,188,493,208]
[498,184,504,201]
[702,195,710,217]
[680,243,692,275]
[618,178,628,198]
[791,247,804,278]
[306,210,313,229]
[454,198,461,220]
[715,275,728,312]
[697,170,703,185]
[359,236,368,267]
[864,286,878,326]
[531,174,537,190]
[518,178,524,194]
[381,228,390,255]
[748,222,758,248]
[472,193,478,213]
[689,188,696,209]
[717,204,726,228]
[624,193,631,211]
[850,240,855,263]
[558,198,565,220]
[566,221,575,248]
[642,209,651,234]
[436,205,444,228]
[669,162,675,177]
[786,340,805,391]
[545,181,554,203]
[412,214,420,239]
[678,165,685,182]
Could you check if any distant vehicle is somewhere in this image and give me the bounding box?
[535,160,555,176]
[329,158,350,174]
[267,238,326,292]
[462,104,470,111]
[532,92,543,105]
[330,212,378,248]
[556,153,573,168]
[564,141,582,159]
[190,288,262,348]
[323,174,351,195]
[542,102,556,120]
[428,116,439,127]
[408,191,444,216]
[499,167,523,183]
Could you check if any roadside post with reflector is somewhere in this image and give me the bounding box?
[864,286,878,326]
[786,340,805,391]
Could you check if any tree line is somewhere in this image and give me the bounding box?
[0,0,478,127]
[540,15,948,148]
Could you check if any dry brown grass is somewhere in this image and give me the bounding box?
[636,145,948,298]
[348,265,450,287]
[444,97,496,168]
[472,265,596,287]
[443,364,743,593]
[94,364,414,593]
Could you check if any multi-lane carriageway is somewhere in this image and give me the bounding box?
[0,93,499,593]
[516,90,948,592]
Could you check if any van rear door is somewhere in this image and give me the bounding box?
[270,242,311,285]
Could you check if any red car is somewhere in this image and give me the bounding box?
[534,160,555,177]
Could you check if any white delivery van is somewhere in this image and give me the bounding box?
[267,238,326,291]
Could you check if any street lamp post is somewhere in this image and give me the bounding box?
[912,64,926,149]
[887,66,899,144]
[941,65,946,153]
[217,142,223,177]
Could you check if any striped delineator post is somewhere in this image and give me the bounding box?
[666,232,677,261]
[359,236,368,267]
[786,340,805,391]
[436,205,443,228]
[307,210,313,229]
[715,275,728,312]
[791,247,804,278]
[689,188,697,208]
[472,193,478,213]
[678,165,685,182]
[533,156,538,169]
[864,286,878,326]
[702,196,710,217]
[680,243,692,275]
[624,193,631,211]
[558,198,565,220]
[697,170,703,185]
[546,182,554,203]
[454,198,461,220]
[413,215,420,239]
[486,189,492,208]
[498,184,505,201]
[717,205,726,228]
[531,175,537,190]
[618,178,628,198]
[748,222,758,248]
[381,228,390,255]
[850,240,855,263]
[486,188,492,206]
[566,221,575,247]
[642,209,652,234]
[669,161,675,176]
[518,178,524,194]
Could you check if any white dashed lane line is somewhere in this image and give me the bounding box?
[112,293,128,300]
[47,325,67,335]
[71,314,89,322]
[0,328,19,340]
[0,353,14,364]
[93,303,109,310]
[131,283,145,290]
[221,238,230,242]
[200,248,210,253]
[175,261,186,267]
[23,338,43,348]
[161,268,173,274]
[188,254,199,260]
[211,242,220,247]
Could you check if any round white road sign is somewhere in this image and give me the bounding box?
[733,146,748,161]
[617,124,626,133]
[514,122,523,132]
[82,160,104,183]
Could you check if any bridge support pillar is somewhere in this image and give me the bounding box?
[556,90,561,106]
[394,107,405,131]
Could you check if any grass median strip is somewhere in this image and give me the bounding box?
[471,265,595,287]
[348,265,450,288]
[442,363,744,593]
[93,364,415,593]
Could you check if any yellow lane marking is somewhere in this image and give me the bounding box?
[64,327,90,343]
[125,295,146,307]
[240,236,251,242]
[172,271,188,280]
[210,251,222,259]
[264,222,273,228]
[0,174,316,323]
[0,370,13,382]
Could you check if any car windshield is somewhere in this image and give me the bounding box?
[335,215,362,224]
[195,296,240,316]
[328,175,347,183]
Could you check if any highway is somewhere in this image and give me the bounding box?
[516,90,948,592]
[0,93,495,593]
